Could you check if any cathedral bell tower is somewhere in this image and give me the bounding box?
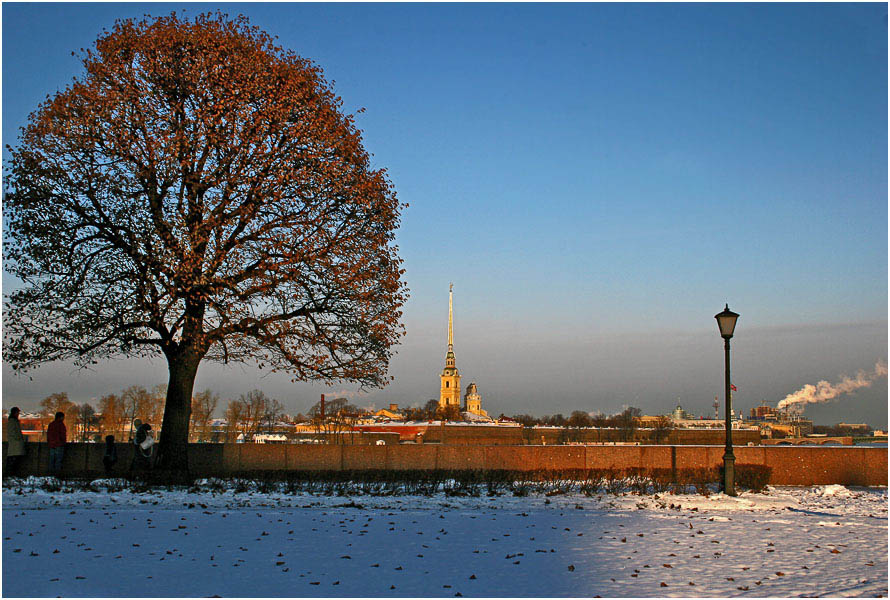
[439,283,461,408]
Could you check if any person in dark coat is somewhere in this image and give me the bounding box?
[46,412,67,474]
[6,407,26,476]
[102,435,118,475]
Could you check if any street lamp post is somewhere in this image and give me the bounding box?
[715,304,739,496]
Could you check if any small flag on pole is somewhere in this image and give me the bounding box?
[730,384,737,391]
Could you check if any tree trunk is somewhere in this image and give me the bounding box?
[156,350,202,480]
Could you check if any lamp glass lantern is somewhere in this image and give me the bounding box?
[715,304,739,338]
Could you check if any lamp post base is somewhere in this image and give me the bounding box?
[723,452,736,496]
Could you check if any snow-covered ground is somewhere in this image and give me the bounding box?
[2,479,886,597]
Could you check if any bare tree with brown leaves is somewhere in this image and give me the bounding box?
[98,393,127,440]
[39,392,76,435]
[223,399,245,443]
[39,392,75,422]
[120,385,165,436]
[74,403,99,442]
[652,414,675,444]
[3,13,407,477]
[190,389,219,442]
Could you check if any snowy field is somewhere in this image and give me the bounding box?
[2,478,886,598]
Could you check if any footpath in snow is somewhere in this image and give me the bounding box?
[2,479,887,597]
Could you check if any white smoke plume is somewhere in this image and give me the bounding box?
[777,361,888,414]
[325,389,366,401]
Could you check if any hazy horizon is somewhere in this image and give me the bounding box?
[3,316,887,427]
[3,4,887,426]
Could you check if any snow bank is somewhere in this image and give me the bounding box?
[817,484,854,498]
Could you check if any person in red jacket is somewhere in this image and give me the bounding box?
[46,412,66,474]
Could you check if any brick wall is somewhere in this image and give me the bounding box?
[384,425,760,446]
[4,442,886,485]
[530,427,761,446]
[290,432,400,445]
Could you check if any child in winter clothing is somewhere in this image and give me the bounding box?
[102,435,118,475]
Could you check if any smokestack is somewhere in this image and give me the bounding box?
[777,361,887,414]
[320,394,325,422]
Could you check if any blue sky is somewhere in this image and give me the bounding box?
[2,3,887,425]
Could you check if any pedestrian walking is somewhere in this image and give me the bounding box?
[5,407,27,476]
[102,434,118,475]
[46,412,66,474]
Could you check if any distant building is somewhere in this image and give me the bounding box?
[439,283,462,409]
[464,382,488,418]
[636,415,663,427]
[375,404,405,420]
[792,418,814,436]
[671,403,694,421]
[437,284,489,419]
[757,418,814,439]
[749,402,780,421]
[2,412,46,442]
[238,433,287,443]
[836,423,871,434]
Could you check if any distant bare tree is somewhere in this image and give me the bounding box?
[237,389,270,440]
[149,385,167,429]
[75,403,98,441]
[652,415,674,444]
[98,393,127,440]
[511,414,540,427]
[435,404,461,422]
[306,397,359,441]
[568,410,592,428]
[120,385,166,439]
[190,389,219,441]
[590,412,609,443]
[403,406,425,421]
[614,407,642,442]
[590,412,609,428]
[39,392,75,430]
[424,399,440,420]
[224,400,245,443]
[308,396,349,418]
[331,403,361,444]
[547,414,567,427]
[122,386,148,436]
[260,397,285,433]
[306,396,350,438]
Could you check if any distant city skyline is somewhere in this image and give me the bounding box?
[2,4,887,425]
[4,288,886,427]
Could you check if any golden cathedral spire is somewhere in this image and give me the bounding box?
[440,283,460,408]
[447,282,454,351]
[445,282,456,368]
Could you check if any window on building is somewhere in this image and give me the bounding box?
[445,381,449,388]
